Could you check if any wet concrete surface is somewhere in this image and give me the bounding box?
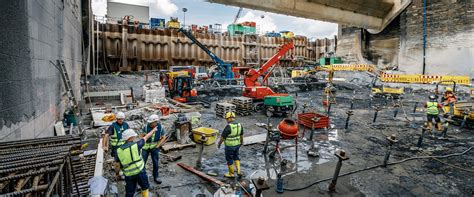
[97,78,473,196]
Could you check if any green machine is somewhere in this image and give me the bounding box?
[263,94,295,117]
[319,56,343,65]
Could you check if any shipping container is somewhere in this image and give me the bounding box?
[280,31,295,38]
[228,24,244,36]
[150,18,165,28]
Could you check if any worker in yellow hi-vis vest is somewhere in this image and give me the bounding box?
[141,114,166,184]
[102,111,129,179]
[117,128,157,197]
[217,112,244,178]
[424,95,443,132]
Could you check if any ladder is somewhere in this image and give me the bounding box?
[53,60,83,135]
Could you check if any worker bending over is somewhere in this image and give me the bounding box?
[217,112,244,178]
[424,95,443,132]
[117,128,156,197]
[141,114,166,184]
[103,112,129,179]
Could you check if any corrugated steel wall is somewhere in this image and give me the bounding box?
[96,23,336,72]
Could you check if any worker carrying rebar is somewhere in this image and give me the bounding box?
[102,111,129,179]
[140,114,166,184]
[217,112,243,178]
[424,95,443,132]
[117,128,157,197]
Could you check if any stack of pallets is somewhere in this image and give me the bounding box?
[216,102,236,118]
[231,97,253,116]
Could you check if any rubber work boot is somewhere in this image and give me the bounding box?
[224,165,235,178]
[234,160,242,177]
[436,122,443,131]
[154,177,162,184]
[142,189,149,197]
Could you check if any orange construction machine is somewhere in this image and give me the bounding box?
[243,42,295,116]
[243,41,294,100]
[166,71,197,103]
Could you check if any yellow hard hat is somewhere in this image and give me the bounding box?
[225,112,236,119]
[445,87,453,92]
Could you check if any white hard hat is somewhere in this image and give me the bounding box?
[116,112,125,119]
[147,114,160,123]
[122,129,137,140]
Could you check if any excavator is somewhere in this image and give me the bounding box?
[243,41,295,116]
[166,71,198,103]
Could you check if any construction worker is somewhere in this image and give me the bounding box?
[442,87,457,105]
[424,95,443,132]
[442,87,457,115]
[117,128,157,197]
[141,114,166,184]
[102,111,129,179]
[217,112,243,178]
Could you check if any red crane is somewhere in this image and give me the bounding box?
[243,41,294,100]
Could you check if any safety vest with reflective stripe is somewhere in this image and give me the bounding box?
[142,124,162,150]
[117,142,145,177]
[110,122,128,147]
[225,123,242,147]
[426,102,439,115]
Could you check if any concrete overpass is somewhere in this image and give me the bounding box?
[207,0,412,33]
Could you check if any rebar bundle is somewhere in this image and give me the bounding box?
[0,135,95,197]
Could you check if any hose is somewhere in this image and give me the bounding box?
[283,146,473,191]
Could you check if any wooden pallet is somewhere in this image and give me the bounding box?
[216,102,236,118]
[232,103,252,107]
[232,97,252,102]
[216,102,236,107]
[236,111,252,116]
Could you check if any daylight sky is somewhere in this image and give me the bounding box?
[92,0,338,39]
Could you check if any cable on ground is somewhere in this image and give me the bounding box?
[283,146,473,191]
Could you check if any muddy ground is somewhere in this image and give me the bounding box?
[91,73,473,196]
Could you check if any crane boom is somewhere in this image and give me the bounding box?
[178,28,234,79]
[244,41,294,87]
[233,8,243,24]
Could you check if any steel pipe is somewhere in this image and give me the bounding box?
[328,150,349,192]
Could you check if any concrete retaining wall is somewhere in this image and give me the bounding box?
[337,0,474,78]
[0,0,83,141]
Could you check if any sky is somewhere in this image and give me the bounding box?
[92,0,338,39]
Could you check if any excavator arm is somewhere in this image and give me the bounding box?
[244,41,294,87]
[178,28,233,79]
